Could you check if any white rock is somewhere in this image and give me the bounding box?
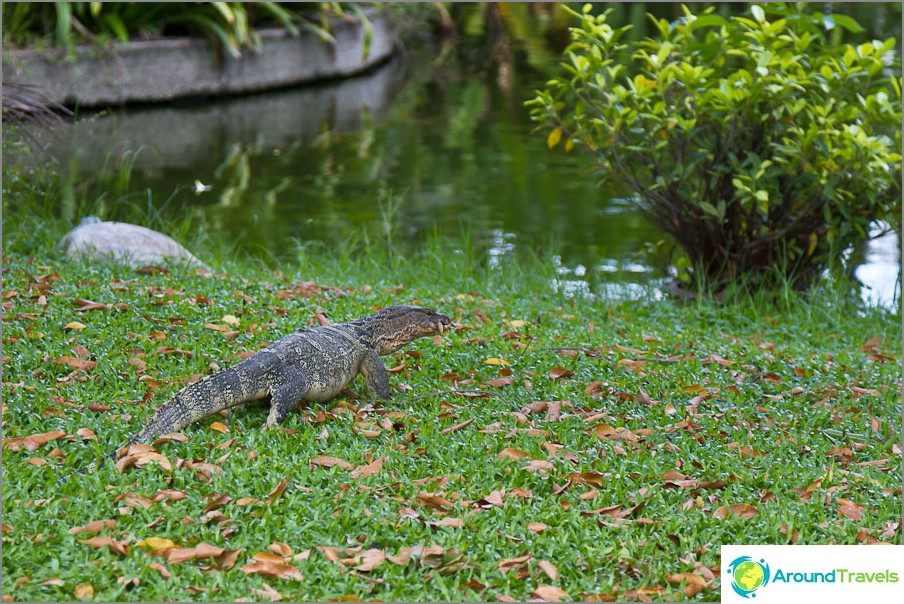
[59,221,210,270]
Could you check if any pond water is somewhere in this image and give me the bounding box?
[24,39,901,308]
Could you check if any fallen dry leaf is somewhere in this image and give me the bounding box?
[267,478,290,503]
[68,519,116,535]
[345,548,385,572]
[350,457,384,479]
[52,356,95,371]
[713,503,758,520]
[667,572,707,597]
[528,522,549,533]
[476,489,505,508]
[548,366,574,380]
[3,430,66,452]
[531,585,570,602]
[427,517,465,528]
[80,535,129,556]
[268,542,293,557]
[135,537,176,552]
[253,582,284,602]
[498,447,531,460]
[416,492,454,511]
[836,498,864,521]
[73,584,94,599]
[149,562,171,579]
[484,357,510,367]
[209,421,228,434]
[240,552,303,580]
[499,552,532,571]
[114,447,172,473]
[310,456,352,470]
[538,560,559,581]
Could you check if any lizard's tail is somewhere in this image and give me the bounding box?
[57,395,194,486]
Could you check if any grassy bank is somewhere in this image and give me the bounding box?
[2,158,902,601]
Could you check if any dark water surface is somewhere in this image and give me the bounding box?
[31,44,901,306]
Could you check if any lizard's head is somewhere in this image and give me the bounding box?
[366,305,452,355]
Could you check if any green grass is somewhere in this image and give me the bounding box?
[2,150,902,601]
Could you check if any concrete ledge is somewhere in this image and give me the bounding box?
[2,9,395,107]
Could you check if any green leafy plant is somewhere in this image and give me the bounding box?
[1,2,373,59]
[528,2,902,289]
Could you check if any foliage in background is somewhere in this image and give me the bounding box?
[529,2,902,289]
[1,2,373,58]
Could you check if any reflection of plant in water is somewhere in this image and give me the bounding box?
[214,143,255,207]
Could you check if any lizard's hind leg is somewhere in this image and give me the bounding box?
[265,368,308,428]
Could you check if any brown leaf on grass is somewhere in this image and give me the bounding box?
[74,584,94,599]
[616,358,647,373]
[149,562,171,579]
[75,428,97,441]
[310,456,353,470]
[37,578,65,587]
[73,300,112,312]
[318,546,343,563]
[442,418,474,434]
[779,523,800,543]
[528,400,564,421]
[667,573,707,597]
[3,430,66,452]
[151,490,188,503]
[267,478,290,503]
[484,377,514,388]
[52,356,96,371]
[569,472,608,488]
[416,492,455,511]
[476,489,505,508]
[523,459,554,473]
[836,498,864,521]
[548,366,574,380]
[528,522,549,533]
[80,535,130,556]
[509,488,533,499]
[427,517,465,528]
[350,457,384,479]
[498,447,532,460]
[253,582,284,602]
[68,520,117,535]
[202,493,232,514]
[216,548,243,570]
[538,560,559,581]
[531,585,570,602]
[593,423,617,438]
[114,446,172,473]
[209,421,228,434]
[498,552,531,571]
[240,552,303,580]
[713,503,758,519]
[268,542,293,557]
[343,548,385,572]
[162,543,228,564]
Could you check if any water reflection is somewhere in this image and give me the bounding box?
[855,223,901,308]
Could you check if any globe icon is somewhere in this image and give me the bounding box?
[734,560,765,591]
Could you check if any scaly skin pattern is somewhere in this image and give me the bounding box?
[123,305,451,450]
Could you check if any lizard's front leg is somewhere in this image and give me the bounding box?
[265,367,308,428]
[360,347,391,401]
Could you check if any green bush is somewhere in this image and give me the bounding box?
[528,2,901,289]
